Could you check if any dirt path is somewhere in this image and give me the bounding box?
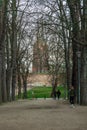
[0,99,87,130]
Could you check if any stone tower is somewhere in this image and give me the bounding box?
[32,39,49,73]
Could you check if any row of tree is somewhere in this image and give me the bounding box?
[0,0,87,105]
[67,0,87,105]
[0,0,34,103]
[36,0,87,105]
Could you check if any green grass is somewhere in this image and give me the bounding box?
[26,86,68,99]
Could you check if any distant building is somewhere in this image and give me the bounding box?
[32,39,49,73]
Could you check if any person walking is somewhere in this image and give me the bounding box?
[53,90,57,99]
[56,89,61,100]
[69,86,75,108]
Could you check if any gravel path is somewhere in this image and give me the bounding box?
[0,99,87,130]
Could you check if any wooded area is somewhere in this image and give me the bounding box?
[0,0,87,105]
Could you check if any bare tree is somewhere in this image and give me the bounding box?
[37,0,72,95]
[66,0,87,105]
[0,0,8,103]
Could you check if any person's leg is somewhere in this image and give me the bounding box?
[70,96,72,104]
[59,94,60,99]
[72,96,74,104]
[54,93,56,99]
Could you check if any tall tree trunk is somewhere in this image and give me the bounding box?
[18,74,22,98]
[63,30,71,91]
[5,0,13,101]
[0,54,2,103]
[6,68,12,101]
[51,75,58,97]
[0,0,8,103]
[58,0,72,91]
[17,65,22,98]
[22,77,27,99]
[21,69,28,99]
[1,43,7,102]
[80,46,87,105]
[0,0,4,103]
[6,35,11,101]
[72,42,79,103]
[11,0,17,100]
[80,0,87,105]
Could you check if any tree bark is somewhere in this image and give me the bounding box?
[17,65,22,98]
[22,77,27,99]
[0,0,8,103]
[80,46,87,105]
[11,0,17,100]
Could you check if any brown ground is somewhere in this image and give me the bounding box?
[0,99,87,130]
